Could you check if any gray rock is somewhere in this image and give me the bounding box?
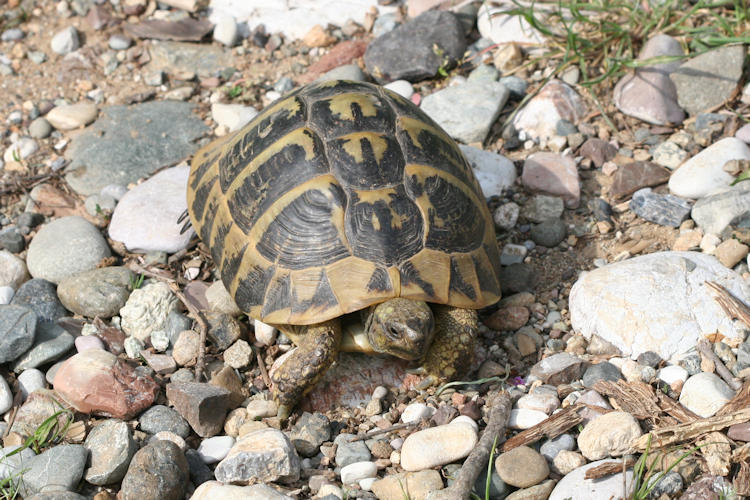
[630,188,692,227]
[474,467,508,499]
[582,361,623,388]
[25,493,87,500]
[166,311,192,346]
[421,79,509,144]
[20,444,88,497]
[529,352,584,386]
[539,433,576,461]
[139,405,191,438]
[499,263,536,295]
[316,64,366,83]
[1,28,24,42]
[84,419,136,485]
[530,219,567,247]
[523,195,565,223]
[57,266,133,318]
[11,279,67,322]
[108,34,132,50]
[215,428,301,484]
[0,249,29,289]
[459,145,516,198]
[165,382,232,437]
[26,216,111,284]
[12,321,73,372]
[691,182,750,236]
[65,102,208,195]
[50,26,80,55]
[549,459,633,499]
[148,40,233,78]
[0,445,36,483]
[0,226,24,253]
[499,76,527,99]
[680,354,702,376]
[670,45,745,115]
[108,166,195,253]
[647,470,683,498]
[120,440,189,500]
[335,433,372,467]
[28,118,52,139]
[185,449,214,487]
[206,312,246,350]
[364,10,466,83]
[0,304,36,363]
[289,412,331,457]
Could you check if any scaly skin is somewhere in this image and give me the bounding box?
[417,305,478,388]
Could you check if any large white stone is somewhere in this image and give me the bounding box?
[548,459,634,500]
[211,103,258,132]
[679,372,735,417]
[577,411,642,461]
[400,423,477,471]
[570,251,750,360]
[477,1,544,45]
[459,145,517,198]
[668,137,750,199]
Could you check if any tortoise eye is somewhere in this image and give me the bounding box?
[386,325,401,340]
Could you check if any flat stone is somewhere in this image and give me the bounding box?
[0,304,36,363]
[26,216,111,284]
[335,433,372,467]
[495,446,549,488]
[84,419,137,485]
[197,435,235,464]
[0,250,28,289]
[53,349,159,419]
[459,145,516,198]
[668,137,750,199]
[477,0,543,45]
[508,409,548,430]
[191,481,294,499]
[65,101,208,195]
[120,440,189,500]
[11,278,67,322]
[420,79,509,144]
[214,428,301,484]
[530,219,567,247]
[613,34,685,125]
[670,45,745,115]
[341,461,377,484]
[521,152,580,208]
[610,161,671,200]
[20,444,87,497]
[0,445,36,484]
[577,411,642,460]
[400,422,477,471]
[529,352,584,385]
[12,321,73,372]
[210,103,258,132]
[139,405,191,438]
[108,165,196,253]
[549,459,633,500]
[570,251,750,359]
[727,423,750,442]
[213,14,238,46]
[57,266,133,318]
[630,187,692,227]
[46,102,98,131]
[364,10,465,83]
[289,412,331,457]
[714,239,749,268]
[371,470,443,500]
[691,182,750,236]
[120,281,179,342]
[166,381,232,437]
[17,368,45,400]
[579,138,617,167]
[513,80,586,142]
[679,372,735,417]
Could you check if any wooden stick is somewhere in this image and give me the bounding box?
[696,338,742,392]
[428,392,511,500]
[350,422,416,441]
[256,350,272,389]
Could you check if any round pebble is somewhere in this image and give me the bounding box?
[400,423,477,471]
[530,218,567,247]
[508,409,548,429]
[495,446,549,488]
[340,461,377,484]
[17,368,46,400]
[108,34,132,50]
[197,435,235,464]
[46,102,98,130]
[679,372,735,417]
[540,433,576,461]
[75,335,104,352]
[383,80,414,99]
[577,411,642,461]
[401,402,435,423]
[0,376,12,414]
[50,26,80,55]
[450,415,479,433]
[582,361,623,388]
[0,250,28,289]
[29,117,52,138]
[253,320,277,346]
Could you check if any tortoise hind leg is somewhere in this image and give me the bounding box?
[417,306,478,389]
[271,319,342,420]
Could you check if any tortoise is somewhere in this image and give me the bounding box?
[187,80,502,419]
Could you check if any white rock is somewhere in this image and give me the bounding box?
[211,103,259,132]
[668,137,750,199]
[50,26,80,55]
[459,145,517,198]
[206,280,242,316]
[384,80,414,99]
[516,392,560,414]
[151,330,170,352]
[401,403,435,424]
[477,0,544,45]
[246,399,278,419]
[224,339,253,369]
[577,411,642,461]
[372,386,388,400]
[340,461,377,484]
[0,287,13,305]
[213,15,238,46]
[450,415,479,433]
[0,250,29,289]
[513,80,586,142]
[318,484,345,499]
[254,320,277,346]
[0,376,13,414]
[198,435,236,464]
[46,102,98,130]
[124,336,144,358]
[508,409,547,430]
[108,165,195,254]
[151,431,187,450]
[400,423,477,471]
[548,459,634,500]
[570,251,750,360]
[3,137,38,162]
[658,365,688,386]
[120,282,179,342]
[214,428,300,484]
[679,372,735,417]
[17,368,46,400]
[191,481,293,500]
[359,477,376,491]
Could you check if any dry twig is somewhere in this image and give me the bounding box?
[704,280,750,328]
[696,338,742,391]
[429,391,512,500]
[584,457,637,480]
[350,422,416,441]
[502,403,583,452]
[631,408,750,451]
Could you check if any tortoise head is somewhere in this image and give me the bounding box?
[365,298,435,360]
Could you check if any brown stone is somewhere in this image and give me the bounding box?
[484,305,530,331]
[166,381,232,437]
[714,238,749,268]
[86,4,117,30]
[672,229,703,251]
[579,138,617,167]
[53,350,159,420]
[210,365,245,407]
[303,40,369,82]
[302,24,337,48]
[727,422,750,441]
[609,161,671,200]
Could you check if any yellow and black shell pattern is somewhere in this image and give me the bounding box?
[188,80,501,325]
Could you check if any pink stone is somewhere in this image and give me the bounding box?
[53,349,159,419]
[512,80,586,141]
[521,152,580,208]
[410,93,421,106]
[75,335,105,352]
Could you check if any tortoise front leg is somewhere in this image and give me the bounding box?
[271,319,342,420]
[417,306,478,389]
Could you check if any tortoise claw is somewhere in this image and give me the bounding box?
[277,403,293,421]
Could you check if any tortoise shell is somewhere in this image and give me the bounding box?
[187,80,501,325]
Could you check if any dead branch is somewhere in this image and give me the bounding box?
[593,380,661,422]
[584,457,636,480]
[428,391,511,500]
[696,338,742,392]
[704,280,750,329]
[502,403,583,452]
